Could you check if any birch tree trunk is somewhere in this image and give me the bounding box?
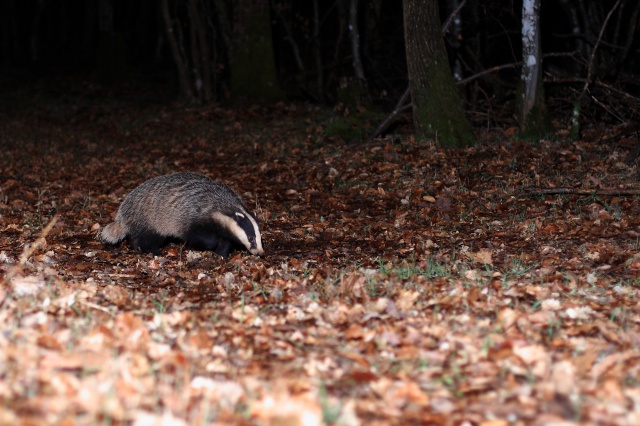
[519,0,550,136]
[403,0,474,147]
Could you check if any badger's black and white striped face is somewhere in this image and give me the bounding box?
[233,211,263,255]
[211,210,264,255]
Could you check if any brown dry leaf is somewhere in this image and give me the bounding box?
[11,275,44,296]
[78,325,116,351]
[550,360,577,395]
[339,273,368,301]
[338,351,370,368]
[596,320,630,346]
[102,284,130,306]
[466,285,481,303]
[391,380,429,406]
[344,323,364,340]
[591,351,640,380]
[479,420,509,426]
[147,258,161,270]
[497,308,518,330]
[185,329,213,351]
[189,378,244,410]
[232,304,258,323]
[36,334,63,351]
[525,310,557,326]
[512,344,549,378]
[40,372,80,397]
[132,411,187,426]
[335,399,360,426]
[395,289,419,311]
[471,248,493,265]
[252,393,322,426]
[40,351,111,371]
[573,348,599,375]
[3,90,640,425]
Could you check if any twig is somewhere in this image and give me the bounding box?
[464,51,577,87]
[79,300,114,314]
[625,132,640,165]
[270,0,304,72]
[456,62,520,86]
[524,187,640,196]
[368,0,468,144]
[367,88,411,142]
[1,215,59,286]
[374,4,574,143]
[589,93,624,123]
[595,80,640,104]
[371,59,510,140]
[580,0,622,98]
[442,0,467,34]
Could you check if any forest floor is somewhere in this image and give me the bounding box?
[0,82,639,425]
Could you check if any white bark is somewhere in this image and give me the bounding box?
[520,0,542,123]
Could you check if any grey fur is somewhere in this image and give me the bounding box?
[100,172,263,257]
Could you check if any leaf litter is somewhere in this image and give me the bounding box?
[0,97,639,425]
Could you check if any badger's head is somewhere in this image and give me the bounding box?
[212,210,264,256]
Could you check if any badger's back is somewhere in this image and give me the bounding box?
[100,172,263,256]
[117,172,244,237]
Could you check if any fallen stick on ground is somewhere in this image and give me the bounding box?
[1,215,59,287]
[524,187,640,196]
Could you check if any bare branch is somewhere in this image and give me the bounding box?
[367,87,411,142]
[456,62,520,86]
[1,215,59,287]
[580,0,623,97]
[525,187,640,196]
[370,0,470,144]
[442,0,467,34]
[270,0,304,72]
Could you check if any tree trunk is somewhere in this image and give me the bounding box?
[188,0,213,103]
[231,0,283,101]
[313,0,324,101]
[30,0,45,61]
[95,0,128,85]
[403,0,474,147]
[349,0,366,82]
[519,0,550,137]
[160,0,194,102]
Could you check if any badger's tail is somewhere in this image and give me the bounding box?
[100,221,127,244]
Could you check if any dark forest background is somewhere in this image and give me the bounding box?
[1,0,639,131]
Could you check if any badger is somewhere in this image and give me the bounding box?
[100,172,263,257]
